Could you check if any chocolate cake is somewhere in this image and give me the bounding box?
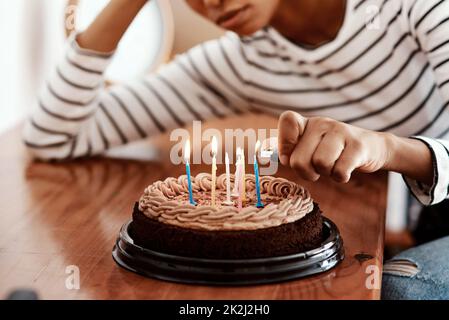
[130,173,323,259]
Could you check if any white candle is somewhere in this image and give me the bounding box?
[241,149,246,202]
[211,136,218,208]
[223,152,233,205]
[232,148,242,197]
[238,149,244,210]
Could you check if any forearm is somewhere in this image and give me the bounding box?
[77,0,148,53]
[383,133,434,185]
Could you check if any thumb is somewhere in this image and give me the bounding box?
[278,111,308,165]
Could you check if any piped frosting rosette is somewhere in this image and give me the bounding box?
[138,173,314,231]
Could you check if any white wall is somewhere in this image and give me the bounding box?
[0,0,66,133]
[0,0,26,133]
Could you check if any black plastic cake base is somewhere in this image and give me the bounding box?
[112,218,344,286]
[130,202,323,260]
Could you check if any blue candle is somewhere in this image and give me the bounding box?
[184,140,196,206]
[253,153,264,208]
[186,161,197,206]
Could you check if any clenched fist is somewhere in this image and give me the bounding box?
[277,111,397,183]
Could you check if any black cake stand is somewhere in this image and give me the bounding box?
[112,217,344,286]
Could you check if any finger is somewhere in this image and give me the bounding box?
[332,143,364,183]
[278,111,308,165]
[289,125,322,181]
[312,133,346,176]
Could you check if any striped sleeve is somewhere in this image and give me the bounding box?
[403,0,449,205]
[22,33,250,160]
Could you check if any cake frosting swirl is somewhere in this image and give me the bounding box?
[138,174,314,231]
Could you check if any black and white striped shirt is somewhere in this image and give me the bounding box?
[23,0,449,206]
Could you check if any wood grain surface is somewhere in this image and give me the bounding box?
[0,115,387,299]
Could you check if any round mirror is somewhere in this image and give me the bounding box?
[65,0,174,82]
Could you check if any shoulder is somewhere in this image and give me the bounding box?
[401,0,449,27]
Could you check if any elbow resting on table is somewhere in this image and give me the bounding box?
[22,120,78,161]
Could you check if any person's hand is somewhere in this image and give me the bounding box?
[277,111,393,183]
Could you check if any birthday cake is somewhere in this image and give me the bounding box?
[130,173,323,259]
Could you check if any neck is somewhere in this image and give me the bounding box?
[270,0,347,47]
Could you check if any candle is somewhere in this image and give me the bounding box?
[238,171,243,212]
[237,148,243,211]
[254,140,264,208]
[211,136,218,207]
[223,152,233,205]
[241,148,246,202]
[184,139,196,206]
[238,148,245,209]
[232,148,242,197]
[233,148,243,210]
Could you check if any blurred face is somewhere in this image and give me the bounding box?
[186,0,281,35]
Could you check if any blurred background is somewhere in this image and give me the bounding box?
[0,0,223,134]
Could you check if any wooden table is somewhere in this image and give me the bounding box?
[0,115,387,300]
